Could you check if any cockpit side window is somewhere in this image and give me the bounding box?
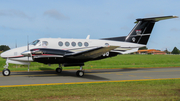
[30,40,40,46]
[42,41,48,46]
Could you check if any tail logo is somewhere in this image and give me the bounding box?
[136,30,141,35]
[132,37,136,42]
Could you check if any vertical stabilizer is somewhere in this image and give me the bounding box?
[125,20,155,44]
[101,16,178,45]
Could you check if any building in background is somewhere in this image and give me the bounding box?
[136,49,166,55]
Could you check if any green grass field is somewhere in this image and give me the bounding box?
[1,54,180,71]
[1,54,180,101]
[0,79,180,101]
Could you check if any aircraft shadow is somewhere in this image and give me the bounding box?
[11,69,109,80]
[10,68,145,80]
[38,67,55,71]
[84,68,143,73]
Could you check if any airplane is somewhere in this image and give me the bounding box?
[0,15,178,77]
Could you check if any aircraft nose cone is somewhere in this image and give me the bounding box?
[0,52,7,59]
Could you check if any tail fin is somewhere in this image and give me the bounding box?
[101,16,178,45]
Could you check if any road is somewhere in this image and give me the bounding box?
[0,67,180,87]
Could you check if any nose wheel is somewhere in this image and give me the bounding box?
[2,69,11,76]
[2,59,11,76]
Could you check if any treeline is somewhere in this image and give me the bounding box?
[139,46,180,54]
[162,47,180,54]
[0,45,10,51]
[170,47,180,54]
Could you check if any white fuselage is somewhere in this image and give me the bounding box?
[0,38,145,65]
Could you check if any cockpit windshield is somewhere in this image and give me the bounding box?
[30,40,40,46]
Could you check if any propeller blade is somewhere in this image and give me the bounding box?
[28,56,29,72]
[27,36,30,72]
[27,36,29,51]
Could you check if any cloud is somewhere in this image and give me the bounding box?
[0,9,31,19]
[43,9,69,20]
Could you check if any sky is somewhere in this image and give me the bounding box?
[0,0,180,51]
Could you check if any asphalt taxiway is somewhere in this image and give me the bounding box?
[0,67,180,87]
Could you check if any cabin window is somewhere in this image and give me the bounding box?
[65,42,70,47]
[71,42,76,47]
[78,42,82,47]
[84,42,89,47]
[105,43,109,46]
[42,41,48,46]
[58,41,63,46]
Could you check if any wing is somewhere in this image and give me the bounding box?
[110,47,139,54]
[65,46,119,59]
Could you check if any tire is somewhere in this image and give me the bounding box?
[56,68,62,73]
[76,70,84,77]
[2,69,10,76]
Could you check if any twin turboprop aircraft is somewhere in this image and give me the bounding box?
[0,15,178,77]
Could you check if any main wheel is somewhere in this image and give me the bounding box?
[56,68,62,73]
[2,69,11,76]
[76,70,84,77]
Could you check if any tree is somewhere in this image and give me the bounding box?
[164,48,170,54]
[171,47,180,54]
[0,45,10,51]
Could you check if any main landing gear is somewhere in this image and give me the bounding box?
[55,64,84,77]
[76,66,84,77]
[56,64,62,73]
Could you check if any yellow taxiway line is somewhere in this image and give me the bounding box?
[0,78,180,88]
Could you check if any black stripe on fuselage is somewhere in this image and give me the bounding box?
[33,52,119,64]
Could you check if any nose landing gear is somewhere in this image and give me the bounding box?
[2,59,10,76]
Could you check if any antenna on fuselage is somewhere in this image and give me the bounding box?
[86,35,90,39]
[15,40,17,48]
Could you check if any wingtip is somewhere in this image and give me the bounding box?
[173,15,178,18]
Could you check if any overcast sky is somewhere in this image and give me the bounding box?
[0,0,180,51]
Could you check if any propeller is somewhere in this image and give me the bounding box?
[21,36,32,72]
[27,36,30,72]
[16,40,17,68]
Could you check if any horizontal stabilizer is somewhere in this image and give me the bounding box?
[135,15,178,23]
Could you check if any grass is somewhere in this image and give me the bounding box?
[0,54,180,100]
[0,79,180,101]
[1,54,180,71]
